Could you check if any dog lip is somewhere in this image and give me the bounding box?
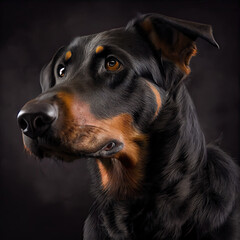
[38,140,124,161]
[25,134,124,160]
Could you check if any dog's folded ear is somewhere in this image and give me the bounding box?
[127,13,219,75]
[40,46,65,92]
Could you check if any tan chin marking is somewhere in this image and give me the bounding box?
[23,144,33,156]
[22,134,33,156]
[97,159,110,188]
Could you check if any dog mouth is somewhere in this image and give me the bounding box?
[20,111,145,165]
[22,132,124,161]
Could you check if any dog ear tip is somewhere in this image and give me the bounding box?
[215,41,220,49]
[211,39,220,49]
[208,25,220,49]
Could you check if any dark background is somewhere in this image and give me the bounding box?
[0,0,239,239]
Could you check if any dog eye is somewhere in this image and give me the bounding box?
[57,64,66,77]
[105,57,121,71]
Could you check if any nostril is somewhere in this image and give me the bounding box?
[33,116,45,129]
[33,113,56,129]
[18,117,28,131]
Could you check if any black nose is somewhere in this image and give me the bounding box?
[17,101,57,139]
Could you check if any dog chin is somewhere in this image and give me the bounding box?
[22,134,76,161]
[40,150,81,162]
[24,142,86,161]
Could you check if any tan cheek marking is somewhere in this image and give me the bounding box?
[56,92,78,140]
[56,92,74,126]
[96,115,147,190]
[65,51,72,61]
[58,94,147,166]
[57,92,73,106]
[97,114,148,191]
[95,45,104,54]
[102,114,148,167]
[146,81,162,119]
[57,92,96,125]
[56,92,147,188]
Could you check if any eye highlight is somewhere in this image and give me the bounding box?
[57,64,66,77]
[105,57,121,71]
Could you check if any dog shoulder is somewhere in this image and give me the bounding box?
[192,144,239,237]
[206,144,239,192]
[83,204,110,240]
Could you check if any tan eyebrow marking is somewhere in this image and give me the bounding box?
[96,45,104,54]
[65,51,72,61]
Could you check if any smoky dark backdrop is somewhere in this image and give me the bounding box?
[0,0,239,239]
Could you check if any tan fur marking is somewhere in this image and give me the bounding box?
[97,159,109,188]
[58,92,146,166]
[102,114,147,166]
[23,143,32,156]
[65,51,72,61]
[97,115,148,194]
[95,45,104,54]
[57,92,73,108]
[146,81,162,119]
[141,18,197,74]
[56,92,148,193]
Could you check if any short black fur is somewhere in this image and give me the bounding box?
[17,13,239,240]
[83,14,239,240]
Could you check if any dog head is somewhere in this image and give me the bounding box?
[17,13,218,196]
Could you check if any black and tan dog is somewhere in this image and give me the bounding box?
[17,14,239,239]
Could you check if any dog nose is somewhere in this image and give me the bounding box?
[17,101,57,139]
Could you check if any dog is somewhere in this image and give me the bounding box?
[17,13,239,239]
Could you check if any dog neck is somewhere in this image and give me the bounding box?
[147,84,207,189]
[88,84,238,239]
[87,84,207,238]
[91,84,207,200]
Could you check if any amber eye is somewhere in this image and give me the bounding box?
[105,57,121,71]
[57,64,66,77]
